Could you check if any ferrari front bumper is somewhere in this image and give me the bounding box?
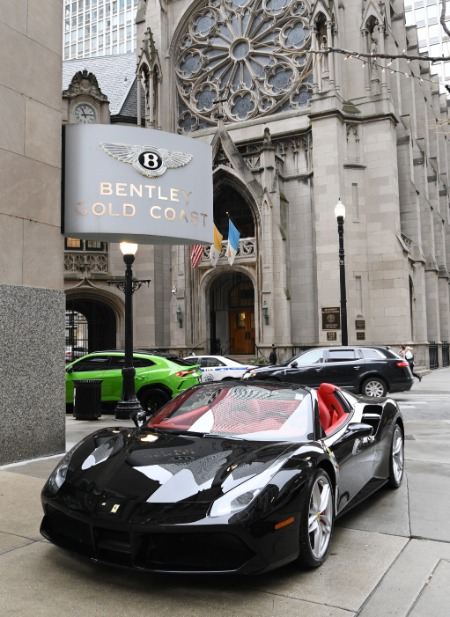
[40,499,299,575]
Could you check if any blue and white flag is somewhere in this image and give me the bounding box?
[227,218,240,266]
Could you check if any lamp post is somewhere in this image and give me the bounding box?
[115,242,143,420]
[335,198,348,346]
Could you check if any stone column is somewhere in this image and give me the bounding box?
[259,139,291,348]
[438,268,450,341]
[311,30,319,94]
[425,266,441,343]
[327,20,335,90]
[378,25,388,95]
[411,259,428,343]
[362,29,370,93]
[148,69,154,127]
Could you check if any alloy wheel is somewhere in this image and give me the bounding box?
[363,379,386,397]
[389,424,404,487]
[307,473,333,560]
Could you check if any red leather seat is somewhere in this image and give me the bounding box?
[317,383,348,432]
[318,395,332,430]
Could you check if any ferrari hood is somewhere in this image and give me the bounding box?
[63,427,297,506]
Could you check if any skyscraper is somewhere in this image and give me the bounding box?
[404,1,450,90]
[63,0,138,60]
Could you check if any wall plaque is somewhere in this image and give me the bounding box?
[322,307,340,330]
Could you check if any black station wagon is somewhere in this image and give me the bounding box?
[243,346,414,397]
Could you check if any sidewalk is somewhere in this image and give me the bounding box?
[1,368,449,616]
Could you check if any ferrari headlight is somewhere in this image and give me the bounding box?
[46,450,74,495]
[209,460,286,518]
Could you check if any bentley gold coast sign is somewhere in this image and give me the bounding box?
[63,125,213,244]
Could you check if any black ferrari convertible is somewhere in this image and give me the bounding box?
[40,380,404,575]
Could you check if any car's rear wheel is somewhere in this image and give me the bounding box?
[139,388,171,416]
[387,424,404,489]
[298,468,334,569]
[361,377,387,397]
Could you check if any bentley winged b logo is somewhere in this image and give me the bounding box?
[99,142,193,178]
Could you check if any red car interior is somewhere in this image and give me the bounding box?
[317,383,349,434]
[152,383,350,437]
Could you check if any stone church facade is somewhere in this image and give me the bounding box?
[64,0,450,368]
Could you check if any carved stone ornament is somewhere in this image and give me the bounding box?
[176,0,313,132]
[63,69,108,103]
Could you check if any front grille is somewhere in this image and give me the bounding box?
[132,501,210,524]
[94,528,134,567]
[42,507,93,558]
[135,532,254,571]
[42,505,255,572]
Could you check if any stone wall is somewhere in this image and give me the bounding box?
[0,1,65,464]
[0,285,66,465]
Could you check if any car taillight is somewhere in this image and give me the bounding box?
[396,361,409,367]
[176,369,197,377]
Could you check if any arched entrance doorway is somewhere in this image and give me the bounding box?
[66,297,117,355]
[210,272,255,356]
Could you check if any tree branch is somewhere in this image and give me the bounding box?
[311,47,450,63]
[441,0,450,38]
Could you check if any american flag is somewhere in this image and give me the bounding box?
[191,244,204,268]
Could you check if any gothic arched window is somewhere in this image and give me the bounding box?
[175,0,313,132]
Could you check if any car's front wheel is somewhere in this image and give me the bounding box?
[298,468,334,569]
[361,377,387,397]
[387,423,404,489]
[138,388,171,416]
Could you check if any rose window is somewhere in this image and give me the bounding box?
[176,0,312,132]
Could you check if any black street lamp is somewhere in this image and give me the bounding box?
[335,198,348,346]
[115,242,144,420]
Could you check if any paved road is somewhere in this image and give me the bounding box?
[391,371,450,421]
[1,368,449,616]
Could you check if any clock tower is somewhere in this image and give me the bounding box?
[62,69,110,125]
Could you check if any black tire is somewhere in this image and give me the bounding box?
[298,468,334,569]
[361,377,387,398]
[387,423,404,489]
[139,388,171,416]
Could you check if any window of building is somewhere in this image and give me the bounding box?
[427,4,439,18]
[415,8,426,25]
[405,9,414,26]
[65,238,106,251]
[175,0,312,132]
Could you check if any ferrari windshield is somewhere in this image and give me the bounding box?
[147,382,314,441]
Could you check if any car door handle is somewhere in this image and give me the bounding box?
[353,366,360,371]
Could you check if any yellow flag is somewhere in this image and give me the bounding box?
[210,224,223,266]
